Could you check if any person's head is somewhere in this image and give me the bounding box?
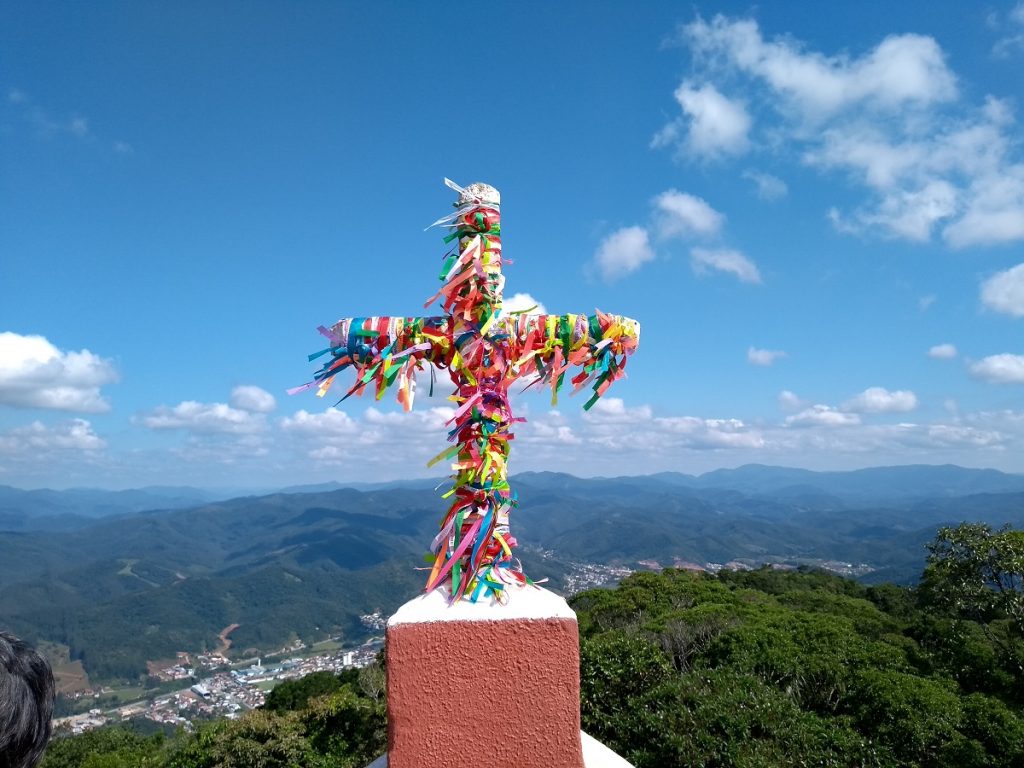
[0,632,54,768]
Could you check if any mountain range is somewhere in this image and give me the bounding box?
[2,464,1022,682]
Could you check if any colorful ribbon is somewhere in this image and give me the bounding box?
[294,181,640,602]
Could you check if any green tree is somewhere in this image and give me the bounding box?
[166,710,315,768]
[263,670,357,712]
[300,687,386,767]
[579,631,673,740]
[921,523,1024,631]
[847,669,963,767]
[920,523,1024,687]
[42,727,169,768]
[623,670,890,768]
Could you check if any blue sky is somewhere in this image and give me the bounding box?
[2,1,1024,489]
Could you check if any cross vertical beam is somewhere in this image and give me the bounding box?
[296,180,640,603]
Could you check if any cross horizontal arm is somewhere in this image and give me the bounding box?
[294,315,455,410]
[499,311,640,410]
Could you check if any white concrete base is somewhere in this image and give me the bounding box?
[364,730,635,767]
[387,583,577,626]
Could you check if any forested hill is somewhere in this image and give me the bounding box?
[3,465,1024,682]
[42,529,1024,768]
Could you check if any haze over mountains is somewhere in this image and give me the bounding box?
[2,464,1023,682]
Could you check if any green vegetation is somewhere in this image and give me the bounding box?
[43,665,386,768]
[7,473,1024,685]
[40,522,1024,767]
[571,522,1024,767]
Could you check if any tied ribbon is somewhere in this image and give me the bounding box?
[291,178,640,603]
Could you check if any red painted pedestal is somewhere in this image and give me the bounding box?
[370,586,635,768]
[385,586,584,768]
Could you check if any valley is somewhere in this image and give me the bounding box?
[3,464,1023,690]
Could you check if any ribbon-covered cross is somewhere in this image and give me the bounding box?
[293,180,640,603]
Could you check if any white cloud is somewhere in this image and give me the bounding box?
[676,15,1024,247]
[786,405,860,427]
[280,408,360,437]
[969,354,1024,384]
[579,397,765,451]
[655,81,751,159]
[653,189,724,238]
[522,411,582,446]
[928,344,958,360]
[777,390,806,412]
[742,170,788,200]
[0,419,105,456]
[278,404,460,469]
[503,292,548,315]
[690,247,762,283]
[981,263,1024,317]
[139,401,268,434]
[0,332,118,412]
[842,387,918,414]
[68,117,89,137]
[919,295,937,311]
[584,397,654,423]
[861,181,958,242]
[993,3,1024,58]
[944,163,1024,247]
[230,385,277,413]
[925,423,1006,448]
[747,347,786,366]
[653,416,765,448]
[594,226,655,280]
[683,17,957,118]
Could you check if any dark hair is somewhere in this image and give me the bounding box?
[0,632,55,768]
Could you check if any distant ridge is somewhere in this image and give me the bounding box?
[0,484,231,520]
[4,463,1024,681]
[4,464,1024,522]
[516,464,1024,503]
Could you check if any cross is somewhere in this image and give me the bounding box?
[294,179,640,603]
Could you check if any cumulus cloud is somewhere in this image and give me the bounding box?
[279,405,458,468]
[654,416,765,448]
[579,397,765,451]
[777,390,806,412]
[139,401,268,434]
[0,419,105,456]
[0,332,118,412]
[230,385,277,413]
[521,410,582,446]
[593,226,655,280]
[943,160,1024,247]
[653,82,751,159]
[928,344,958,360]
[842,387,918,413]
[992,3,1024,58]
[969,354,1024,384]
[584,397,654,423]
[683,16,957,118]
[786,405,860,427]
[674,15,1024,247]
[280,408,360,437]
[981,263,1024,317]
[747,347,787,366]
[653,189,725,238]
[742,170,788,200]
[503,292,548,315]
[690,248,762,283]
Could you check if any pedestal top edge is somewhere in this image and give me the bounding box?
[388,584,577,627]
